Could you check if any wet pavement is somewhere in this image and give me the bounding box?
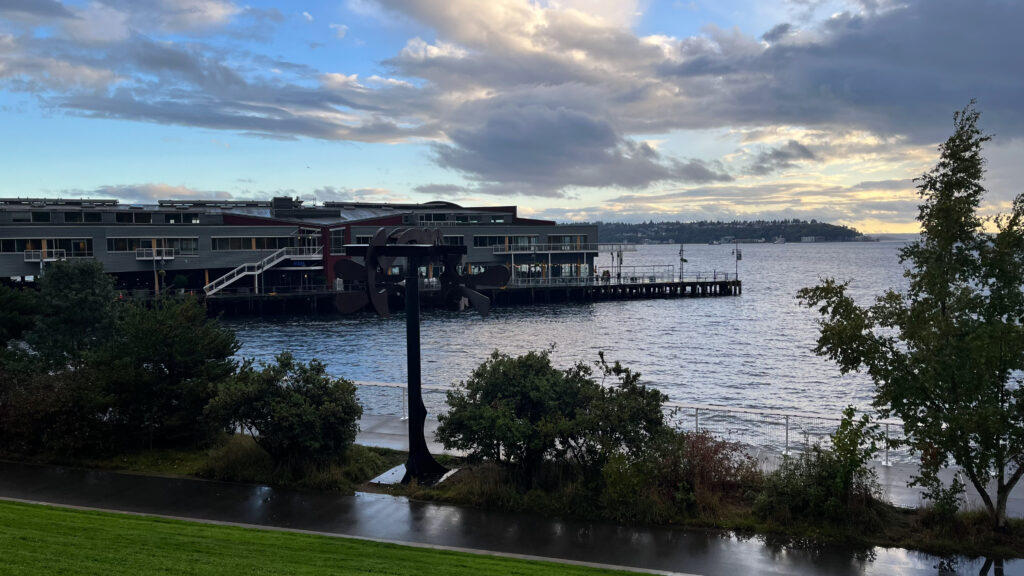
[1,460,1020,576]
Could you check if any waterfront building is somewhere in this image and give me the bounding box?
[0,197,598,296]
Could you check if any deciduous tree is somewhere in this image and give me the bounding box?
[799,102,1024,529]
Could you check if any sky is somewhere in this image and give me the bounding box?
[0,0,1021,233]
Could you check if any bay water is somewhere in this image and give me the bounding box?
[226,241,910,419]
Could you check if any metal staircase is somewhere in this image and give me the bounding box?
[203,246,322,296]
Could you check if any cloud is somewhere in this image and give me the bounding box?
[0,0,75,19]
[744,140,817,175]
[762,22,792,43]
[330,23,348,38]
[62,183,232,202]
[98,0,241,33]
[310,186,409,203]
[302,11,313,22]
[3,0,1023,207]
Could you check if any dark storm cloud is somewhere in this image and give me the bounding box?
[663,0,1024,141]
[432,100,731,197]
[745,140,817,175]
[762,23,792,43]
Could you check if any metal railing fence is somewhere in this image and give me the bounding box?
[352,381,908,470]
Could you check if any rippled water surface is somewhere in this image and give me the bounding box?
[226,241,910,416]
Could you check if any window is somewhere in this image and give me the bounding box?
[212,237,290,251]
[509,235,537,247]
[354,235,373,244]
[11,213,29,222]
[84,212,102,223]
[54,238,93,257]
[167,212,200,224]
[64,212,83,223]
[1,239,19,253]
[115,212,152,224]
[442,235,464,246]
[473,235,504,247]
[419,213,447,222]
[330,229,346,254]
[30,212,51,223]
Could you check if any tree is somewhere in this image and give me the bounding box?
[436,350,666,485]
[92,297,239,448]
[207,352,362,474]
[26,260,115,366]
[0,283,37,349]
[798,102,1024,529]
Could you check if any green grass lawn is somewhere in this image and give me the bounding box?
[0,500,637,576]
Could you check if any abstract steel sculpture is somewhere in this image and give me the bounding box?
[336,228,510,484]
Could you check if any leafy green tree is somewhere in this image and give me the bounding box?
[799,102,1024,529]
[437,350,667,485]
[0,283,37,349]
[437,350,582,483]
[92,297,239,448]
[26,260,115,366]
[207,352,362,474]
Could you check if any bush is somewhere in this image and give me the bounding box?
[207,353,362,475]
[92,297,239,450]
[200,435,275,483]
[600,429,760,524]
[754,408,882,526]
[437,350,667,487]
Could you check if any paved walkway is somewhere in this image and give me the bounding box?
[1,415,1021,575]
[2,461,1018,576]
[358,414,1024,517]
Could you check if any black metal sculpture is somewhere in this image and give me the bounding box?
[336,228,510,484]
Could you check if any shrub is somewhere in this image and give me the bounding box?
[754,408,882,526]
[90,296,239,449]
[200,435,275,483]
[207,353,362,475]
[0,366,113,458]
[437,350,667,487]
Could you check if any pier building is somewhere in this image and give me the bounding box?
[0,197,599,296]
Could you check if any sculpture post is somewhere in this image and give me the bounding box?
[401,254,448,484]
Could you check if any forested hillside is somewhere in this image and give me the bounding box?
[594,220,863,244]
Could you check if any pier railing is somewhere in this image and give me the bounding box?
[351,381,908,470]
[508,269,737,287]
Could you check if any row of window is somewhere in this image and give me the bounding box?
[472,235,538,248]
[106,238,199,255]
[211,237,293,251]
[0,238,94,257]
[7,212,201,224]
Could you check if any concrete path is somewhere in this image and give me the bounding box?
[2,460,1019,576]
[357,414,1024,518]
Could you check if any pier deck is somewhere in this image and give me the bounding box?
[202,277,741,315]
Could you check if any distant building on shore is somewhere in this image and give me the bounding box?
[0,197,597,295]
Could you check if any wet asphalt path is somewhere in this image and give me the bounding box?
[0,461,1018,575]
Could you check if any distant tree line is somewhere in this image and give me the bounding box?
[594,220,863,244]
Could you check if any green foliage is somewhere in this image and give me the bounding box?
[436,350,667,486]
[0,366,112,457]
[754,448,881,527]
[90,297,239,449]
[596,219,862,244]
[199,435,276,483]
[600,429,759,524]
[26,260,115,365]
[0,283,37,347]
[207,353,362,474]
[798,102,1024,529]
